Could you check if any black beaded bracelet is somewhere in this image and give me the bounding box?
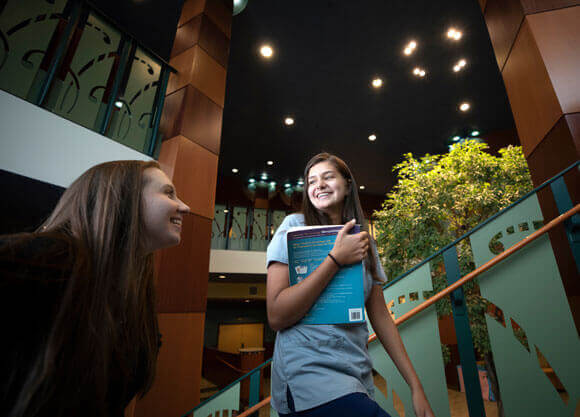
[328,253,343,268]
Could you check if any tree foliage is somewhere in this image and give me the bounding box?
[374,140,533,356]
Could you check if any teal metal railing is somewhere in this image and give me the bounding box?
[211,204,289,251]
[182,359,274,417]
[192,160,579,417]
[371,161,579,416]
[211,204,378,252]
[0,0,174,156]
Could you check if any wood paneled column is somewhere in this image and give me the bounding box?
[134,1,231,416]
[480,0,580,329]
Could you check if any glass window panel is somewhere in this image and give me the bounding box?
[0,0,67,100]
[43,12,121,131]
[107,46,161,153]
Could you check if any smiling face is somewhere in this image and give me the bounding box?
[307,161,350,223]
[141,167,190,252]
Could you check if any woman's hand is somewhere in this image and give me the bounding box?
[329,219,369,265]
[412,387,435,417]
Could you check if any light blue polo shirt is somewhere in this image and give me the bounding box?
[266,214,387,413]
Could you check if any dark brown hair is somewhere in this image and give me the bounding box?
[8,160,161,416]
[301,153,382,283]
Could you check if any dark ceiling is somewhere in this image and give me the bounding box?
[218,0,517,196]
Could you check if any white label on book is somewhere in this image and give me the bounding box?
[349,308,363,322]
[295,265,308,274]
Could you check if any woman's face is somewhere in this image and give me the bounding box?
[141,167,190,252]
[307,161,349,220]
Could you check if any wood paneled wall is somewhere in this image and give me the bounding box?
[133,1,232,416]
[480,1,580,331]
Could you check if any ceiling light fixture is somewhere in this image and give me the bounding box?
[371,78,383,88]
[267,160,273,166]
[368,134,377,141]
[249,178,256,183]
[452,136,461,142]
[413,67,426,77]
[297,179,304,185]
[459,102,470,112]
[359,185,365,190]
[232,168,239,173]
[453,58,467,72]
[403,40,418,56]
[261,173,268,180]
[471,130,480,136]
[260,45,273,58]
[284,117,294,126]
[223,209,229,213]
[447,28,462,40]
[218,275,226,279]
[114,100,123,109]
[284,183,291,188]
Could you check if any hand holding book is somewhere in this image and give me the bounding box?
[287,220,370,325]
[329,219,370,266]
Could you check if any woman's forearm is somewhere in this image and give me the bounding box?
[267,258,339,331]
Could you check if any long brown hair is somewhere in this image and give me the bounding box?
[301,153,382,283]
[8,160,161,416]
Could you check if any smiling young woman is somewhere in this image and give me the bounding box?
[266,153,435,417]
[0,160,189,417]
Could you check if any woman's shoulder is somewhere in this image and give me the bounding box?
[0,232,79,282]
[282,213,305,228]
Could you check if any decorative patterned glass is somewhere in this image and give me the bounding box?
[0,0,67,100]
[106,46,162,152]
[43,12,122,131]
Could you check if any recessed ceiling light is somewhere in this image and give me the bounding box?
[359,185,365,190]
[284,117,294,125]
[223,209,229,213]
[232,168,239,173]
[403,40,417,56]
[260,45,273,58]
[269,181,276,186]
[452,136,461,142]
[413,67,426,77]
[284,183,291,188]
[218,275,226,279]
[249,178,256,183]
[297,179,304,185]
[267,160,273,166]
[447,28,462,40]
[368,134,377,141]
[459,102,470,112]
[453,59,467,72]
[261,172,268,180]
[471,130,480,136]
[371,78,383,88]
[244,299,251,303]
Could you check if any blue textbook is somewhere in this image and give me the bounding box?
[287,225,365,325]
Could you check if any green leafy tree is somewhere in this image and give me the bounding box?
[373,140,533,414]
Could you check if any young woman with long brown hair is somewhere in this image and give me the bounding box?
[266,153,434,417]
[0,160,190,417]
